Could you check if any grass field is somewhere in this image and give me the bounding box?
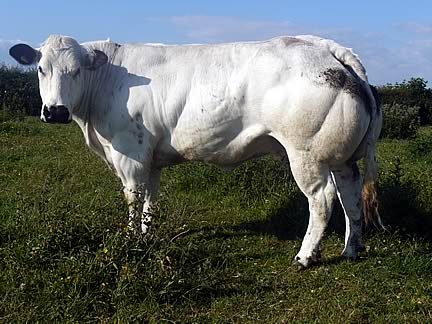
[1,117,432,322]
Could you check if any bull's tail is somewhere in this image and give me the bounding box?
[361,86,385,228]
[297,35,385,228]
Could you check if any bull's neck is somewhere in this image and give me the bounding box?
[72,42,121,128]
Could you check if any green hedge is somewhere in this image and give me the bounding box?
[0,65,41,118]
[380,103,420,139]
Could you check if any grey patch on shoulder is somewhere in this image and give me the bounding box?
[320,68,370,115]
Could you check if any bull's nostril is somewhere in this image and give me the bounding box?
[42,105,70,123]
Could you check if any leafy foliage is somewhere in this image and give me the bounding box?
[380,103,420,139]
[409,127,432,157]
[0,64,41,119]
[377,78,432,125]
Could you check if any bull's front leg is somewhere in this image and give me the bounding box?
[122,167,161,235]
[111,142,161,235]
[143,168,161,232]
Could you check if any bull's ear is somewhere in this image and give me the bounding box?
[9,44,40,65]
[84,49,108,71]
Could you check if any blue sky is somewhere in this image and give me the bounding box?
[1,0,432,85]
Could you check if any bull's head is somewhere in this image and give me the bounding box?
[9,36,108,123]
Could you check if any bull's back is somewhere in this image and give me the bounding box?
[116,38,370,167]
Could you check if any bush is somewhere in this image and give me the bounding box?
[0,64,41,117]
[377,78,432,125]
[380,103,420,139]
[408,128,432,157]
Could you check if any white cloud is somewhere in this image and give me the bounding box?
[166,16,307,43]
[395,22,432,35]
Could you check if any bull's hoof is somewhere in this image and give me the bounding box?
[341,248,358,262]
[342,242,366,261]
[293,259,307,271]
[345,256,358,262]
[293,254,319,270]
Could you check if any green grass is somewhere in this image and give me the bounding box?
[1,117,432,322]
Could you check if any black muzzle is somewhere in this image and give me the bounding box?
[42,105,71,124]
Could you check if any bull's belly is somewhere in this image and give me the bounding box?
[153,126,285,168]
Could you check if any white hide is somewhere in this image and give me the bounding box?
[10,35,382,268]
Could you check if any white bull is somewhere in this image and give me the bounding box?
[10,35,382,268]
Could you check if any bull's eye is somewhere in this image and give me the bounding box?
[72,68,80,79]
[38,66,44,75]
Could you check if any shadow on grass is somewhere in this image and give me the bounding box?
[239,178,432,243]
[191,190,347,243]
[187,175,432,260]
[378,176,432,242]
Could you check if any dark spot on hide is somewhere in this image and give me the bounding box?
[321,68,370,115]
[118,85,123,92]
[322,68,346,89]
[280,37,305,47]
[136,123,142,130]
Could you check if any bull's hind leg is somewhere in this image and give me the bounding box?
[288,153,337,269]
[331,163,364,260]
